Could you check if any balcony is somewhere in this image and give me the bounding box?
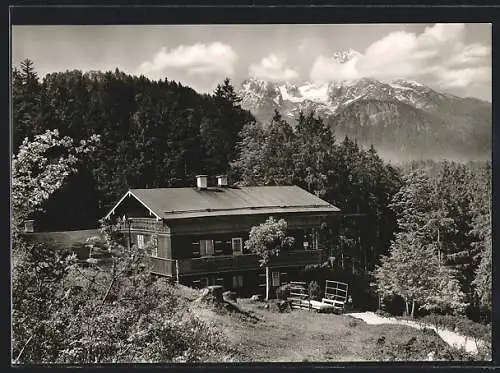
[116,218,168,233]
[149,249,323,277]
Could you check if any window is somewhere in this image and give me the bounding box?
[232,238,243,255]
[200,239,214,257]
[150,236,158,257]
[232,275,244,288]
[137,234,145,249]
[200,277,209,288]
[272,271,280,287]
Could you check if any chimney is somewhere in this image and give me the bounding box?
[196,175,208,190]
[216,174,228,188]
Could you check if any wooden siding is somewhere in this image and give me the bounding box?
[150,257,177,277]
[149,249,323,277]
[116,218,169,233]
[165,212,325,236]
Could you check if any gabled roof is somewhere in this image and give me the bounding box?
[104,185,340,221]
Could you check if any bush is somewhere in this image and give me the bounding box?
[419,314,491,360]
[276,284,291,301]
[375,309,393,318]
[370,329,476,361]
[347,318,359,328]
[308,281,321,301]
[12,228,234,364]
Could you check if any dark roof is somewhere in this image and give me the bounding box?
[105,185,340,220]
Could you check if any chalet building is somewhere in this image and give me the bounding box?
[104,175,341,295]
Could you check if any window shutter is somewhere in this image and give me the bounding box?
[200,240,214,257]
[200,240,206,257]
[150,236,158,257]
[232,275,244,288]
[207,240,214,256]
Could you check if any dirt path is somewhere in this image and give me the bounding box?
[346,311,480,354]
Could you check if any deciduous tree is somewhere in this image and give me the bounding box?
[245,217,294,300]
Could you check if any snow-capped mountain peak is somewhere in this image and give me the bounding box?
[331,49,362,64]
[238,74,485,122]
[237,74,491,163]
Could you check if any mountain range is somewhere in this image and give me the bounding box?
[238,52,491,163]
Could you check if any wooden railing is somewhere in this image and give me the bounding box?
[149,249,323,277]
[149,257,178,277]
[116,218,168,233]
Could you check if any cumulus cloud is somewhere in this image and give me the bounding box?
[249,54,299,81]
[310,23,491,99]
[138,42,238,77]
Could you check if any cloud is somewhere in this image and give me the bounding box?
[249,54,299,81]
[310,23,491,99]
[138,42,238,77]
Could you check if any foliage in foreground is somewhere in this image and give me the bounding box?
[418,314,491,360]
[12,227,232,364]
[369,327,477,361]
[12,129,100,230]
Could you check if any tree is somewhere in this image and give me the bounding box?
[245,217,294,300]
[469,163,492,317]
[374,167,470,317]
[232,110,296,186]
[12,129,100,233]
[394,160,491,319]
[200,78,253,177]
[12,58,42,152]
[374,232,467,318]
[293,111,336,198]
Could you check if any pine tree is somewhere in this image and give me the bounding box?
[12,59,42,151]
[293,111,336,197]
[469,163,492,316]
[232,110,296,186]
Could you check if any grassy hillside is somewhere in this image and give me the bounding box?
[23,229,100,256]
[186,289,467,362]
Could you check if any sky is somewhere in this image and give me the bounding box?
[12,23,492,101]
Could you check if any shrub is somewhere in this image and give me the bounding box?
[419,314,492,360]
[276,284,291,301]
[375,309,392,318]
[308,281,321,301]
[347,318,359,328]
[370,329,476,361]
[12,226,233,364]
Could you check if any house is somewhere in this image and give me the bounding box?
[104,175,341,295]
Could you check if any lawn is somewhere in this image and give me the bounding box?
[23,229,101,256]
[185,288,453,362]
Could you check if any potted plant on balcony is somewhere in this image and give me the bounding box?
[245,217,294,301]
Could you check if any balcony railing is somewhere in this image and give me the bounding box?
[149,257,178,277]
[116,218,168,233]
[149,249,323,277]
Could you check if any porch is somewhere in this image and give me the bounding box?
[149,249,324,277]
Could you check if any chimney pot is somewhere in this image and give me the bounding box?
[196,175,208,190]
[216,174,228,188]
